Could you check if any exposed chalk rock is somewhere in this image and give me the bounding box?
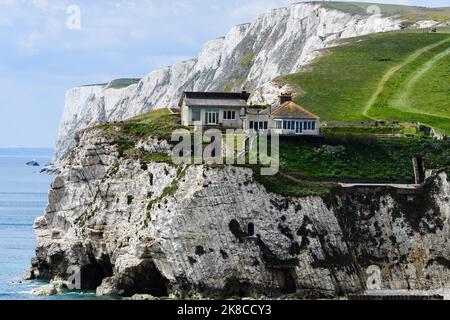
[31,129,450,298]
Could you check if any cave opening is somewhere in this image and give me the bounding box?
[81,254,114,290]
[121,260,169,297]
[248,223,255,236]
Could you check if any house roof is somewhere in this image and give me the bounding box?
[179,91,250,108]
[269,101,320,120]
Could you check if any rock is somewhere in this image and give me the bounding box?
[23,268,36,281]
[127,294,158,301]
[29,127,450,299]
[96,277,120,297]
[31,280,65,296]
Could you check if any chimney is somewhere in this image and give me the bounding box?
[241,90,250,101]
[280,93,292,105]
[412,156,426,184]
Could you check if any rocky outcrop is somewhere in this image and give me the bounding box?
[53,2,403,162]
[31,129,450,298]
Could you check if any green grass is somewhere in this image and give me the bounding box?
[322,126,418,136]
[106,78,141,89]
[282,31,450,134]
[252,168,336,197]
[241,51,254,66]
[96,108,184,159]
[407,53,450,119]
[315,1,450,23]
[279,137,450,183]
[93,108,450,198]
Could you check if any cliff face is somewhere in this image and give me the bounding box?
[31,129,450,298]
[53,2,402,162]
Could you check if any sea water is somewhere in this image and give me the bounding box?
[0,148,97,300]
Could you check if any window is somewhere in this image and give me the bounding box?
[304,122,308,130]
[206,109,219,125]
[259,122,264,130]
[192,108,201,122]
[312,121,316,130]
[264,122,268,130]
[283,121,287,129]
[308,122,312,130]
[249,121,254,129]
[224,110,236,120]
[291,121,295,130]
[276,121,282,129]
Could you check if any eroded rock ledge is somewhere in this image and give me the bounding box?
[29,129,450,298]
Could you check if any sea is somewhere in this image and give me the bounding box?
[0,148,97,300]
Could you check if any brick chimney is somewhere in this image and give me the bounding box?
[280,93,292,105]
[241,90,250,101]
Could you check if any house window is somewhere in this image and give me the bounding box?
[249,121,254,129]
[283,121,287,129]
[304,122,308,130]
[192,108,201,122]
[312,122,316,130]
[291,121,295,130]
[259,122,264,130]
[307,122,312,130]
[206,109,219,125]
[264,122,268,130]
[276,121,282,129]
[224,110,236,120]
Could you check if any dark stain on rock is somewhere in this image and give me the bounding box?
[278,224,294,240]
[289,242,301,256]
[229,219,248,242]
[220,250,229,259]
[256,235,299,267]
[426,257,450,268]
[195,246,206,256]
[188,257,197,265]
[270,199,289,211]
[127,195,133,205]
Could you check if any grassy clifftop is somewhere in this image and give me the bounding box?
[315,1,450,23]
[282,30,450,134]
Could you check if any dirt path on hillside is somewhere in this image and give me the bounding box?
[391,46,450,119]
[280,172,420,189]
[363,37,450,119]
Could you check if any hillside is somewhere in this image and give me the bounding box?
[316,1,450,23]
[282,29,450,135]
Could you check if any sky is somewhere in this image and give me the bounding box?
[0,0,449,148]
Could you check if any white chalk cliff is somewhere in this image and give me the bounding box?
[30,129,450,298]
[54,2,403,162]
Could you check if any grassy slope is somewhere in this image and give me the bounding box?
[407,53,450,118]
[280,137,450,183]
[96,108,183,158]
[93,109,450,198]
[315,1,450,23]
[106,78,141,90]
[282,31,450,134]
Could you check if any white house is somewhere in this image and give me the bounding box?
[244,94,321,136]
[180,91,321,136]
[180,91,250,128]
